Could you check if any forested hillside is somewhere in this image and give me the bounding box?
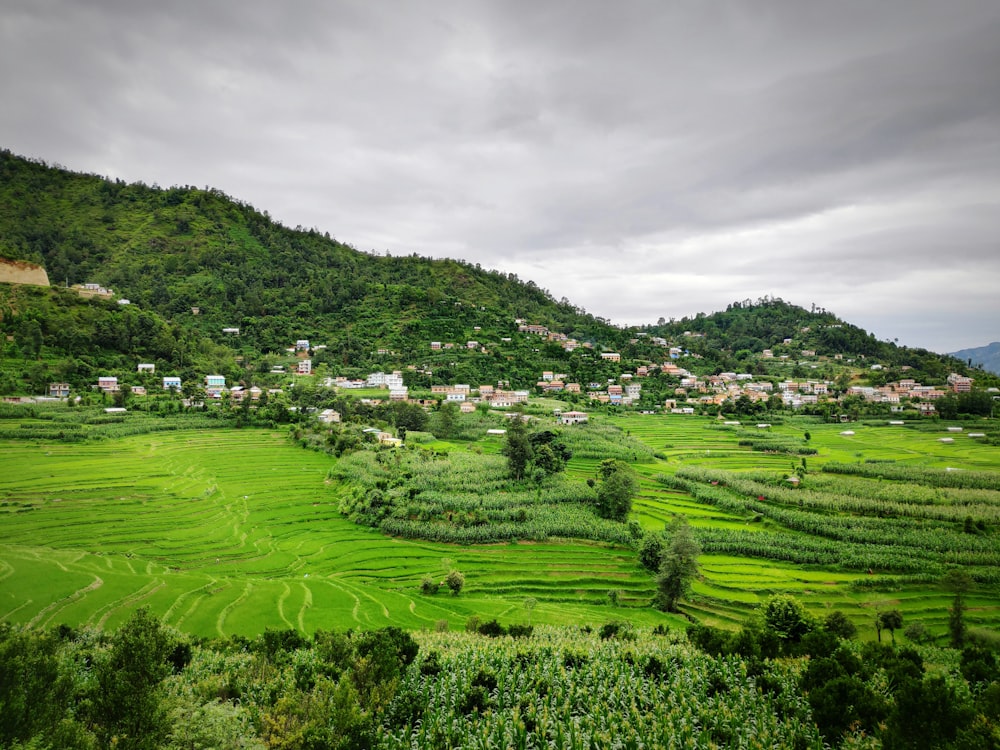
[0,150,990,397]
[0,150,623,371]
[646,297,979,383]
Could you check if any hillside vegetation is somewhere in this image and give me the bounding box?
[0,150,622,380]
[2,149,991,400]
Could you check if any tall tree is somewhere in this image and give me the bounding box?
[655,518,700,612]
[502,414,532,481]
[91,607,176,750]
[595,459,638,522]
[944,570,972,648]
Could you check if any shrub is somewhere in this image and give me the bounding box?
[904,621,932,644]
[477,619,506,638]
[446,569,465,595]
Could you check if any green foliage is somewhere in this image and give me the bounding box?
[638,532,666,573]
[877,609,904,643]
[501,415,532,481]
[760,594,814,643]
[823,461,1000,491]
[0,625,77,747]
[654,519,700,612]
[822,611,857,640]
[332,447,633,545]
[92,607,177,750]
[665,467,1000,581]
[445,570,465,595]
[595,459,638,522]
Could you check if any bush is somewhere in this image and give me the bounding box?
[446,569,465,595]
[904,621,932,644]
[507,624,534,639]
[477,619,506,638]
[599,621,635,641]
[760,594,814,643]
[823,611,857,640]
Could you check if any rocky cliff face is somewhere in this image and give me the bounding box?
[0,259,50,287]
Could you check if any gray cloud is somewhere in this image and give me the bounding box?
[2,0,998,351]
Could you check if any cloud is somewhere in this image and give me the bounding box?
[2,0,998,352]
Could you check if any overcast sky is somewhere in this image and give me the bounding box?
[2,1,998,352]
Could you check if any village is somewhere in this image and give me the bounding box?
[28,317,983,427]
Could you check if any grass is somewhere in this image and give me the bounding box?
[0,429,670,637]
[3,410,999,643]
[606,412,1000,637]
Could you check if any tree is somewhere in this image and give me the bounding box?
[92,607,176,750]
[529,430,571,476]
[760,594,813,643]
[594,459,638,522]
[638,532,666,573]
[655,519,700,612]
[502,415,532,481]
[523,597,537,624]
[944,570,972,648]
[877,609,904,643]
[822,610,857,640]
[445,569,465,595]
[436,401,458,438]
[392,400,427,432]
[0,626,73,747]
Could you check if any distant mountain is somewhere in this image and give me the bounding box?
[951,342,1000,376]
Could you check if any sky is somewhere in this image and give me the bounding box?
[2,1,999,353]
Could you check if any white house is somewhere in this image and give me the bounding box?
[137,363,155,373]
[559,411,589,424]
[205,375,226,397]
[163,376,181,390]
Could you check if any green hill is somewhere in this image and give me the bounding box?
[0,150,622,376]
[0,149,992,398]
[646,297,988,385]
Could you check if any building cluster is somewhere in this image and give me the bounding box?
[327,371,408,401]
[513,321,591,352]
[843,374,975,414]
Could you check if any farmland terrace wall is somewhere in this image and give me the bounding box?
[0,258,50,287]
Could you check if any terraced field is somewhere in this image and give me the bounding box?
[610,413,1000,635]
[0,430,670,637]
[2,413,998,640]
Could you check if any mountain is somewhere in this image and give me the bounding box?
[0,150,642,393]
[951,342,1000,376]
[0,149,992,397]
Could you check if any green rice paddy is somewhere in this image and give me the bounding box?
[0,430,672,637]
[2,412,998,641]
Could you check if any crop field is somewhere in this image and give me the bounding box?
[0,429,673,638]
[609,413,1000,635]
[2,411,999,641]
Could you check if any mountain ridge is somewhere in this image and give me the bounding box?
[1,148,991,397]
[951,341,1000,376]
